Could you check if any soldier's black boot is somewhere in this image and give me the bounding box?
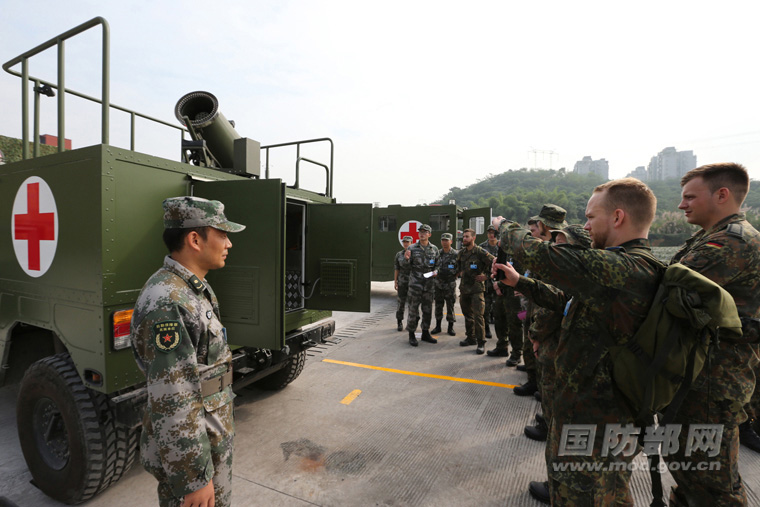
[514,380,538,396]
[535,412,546,425]
[431,319,442,335]
[397,320,403,332]
[408,330,418,347]
[421,330,438,344]
[484,323,492,338]
[459,337,476,347]
[506,354,521,367]
[487,347,510,357]
[528,481,550,504]
[447,322,456,336]
[740,420,760,453]
[476,342,485,354]
[524,418,548,441]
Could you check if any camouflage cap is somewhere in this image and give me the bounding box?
[552,224,591,249]
[531,204,568,230]
[402,235,413,242]
[163,196,246,232]
[486,224,498,233]
[441,233,453,241]
[418,224,432,233]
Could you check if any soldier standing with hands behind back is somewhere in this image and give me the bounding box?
[131,196,245,507]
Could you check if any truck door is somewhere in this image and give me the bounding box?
[304,203,372,312]
[193,178,285,350]
[461,207,492,245]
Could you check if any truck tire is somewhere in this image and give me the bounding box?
[256,351,306,390]
[16,353,139,504]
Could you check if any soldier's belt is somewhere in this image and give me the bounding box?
[201,369,233,398]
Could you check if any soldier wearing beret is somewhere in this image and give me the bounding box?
[431,232,458,336]
[131,196,245,507]
[404,224,440,346]
[394,235,413,331]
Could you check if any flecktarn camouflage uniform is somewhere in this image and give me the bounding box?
[501,221,659,505]
[665,213,760,506]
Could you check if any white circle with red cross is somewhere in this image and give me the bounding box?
[12,176,59,277]
[398,220,423,246]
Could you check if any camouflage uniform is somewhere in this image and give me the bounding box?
[394,246,412,323]
[491,252,524,359]
[434,244,459,325]
[665,213,760,506]
[500,221,660,505]
[405,238,440,333]
[131,197,244,507]
[456,245,495,346]
[479,237,499,325]
[519,205,567,389]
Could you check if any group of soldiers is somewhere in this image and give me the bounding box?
[127,162,758,506]
[394,163,760,506]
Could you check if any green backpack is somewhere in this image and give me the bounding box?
[606,249,743,507]
[608,248,743,426]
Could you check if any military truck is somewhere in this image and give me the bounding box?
[371,204,491,281]
[0,17,371,504]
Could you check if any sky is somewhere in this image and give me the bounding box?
[1,0,759,206]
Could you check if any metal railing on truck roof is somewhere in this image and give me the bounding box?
[2,16,185,160]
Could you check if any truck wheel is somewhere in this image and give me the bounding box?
[256,351,306,390]
[16,353,139,504]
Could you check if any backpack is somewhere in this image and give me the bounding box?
[607,248,743,506]
[608,249,743,425]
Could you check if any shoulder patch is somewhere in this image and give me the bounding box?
[153,321,182,353]
[726,223,744,238]
[705,241,724,249]
[188,275,205,293]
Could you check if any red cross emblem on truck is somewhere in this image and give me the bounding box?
[398,220,423,246]
[12,177,58,277]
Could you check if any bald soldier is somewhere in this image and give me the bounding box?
[131,196,245,507]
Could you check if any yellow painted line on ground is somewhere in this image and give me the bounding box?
[340,389,362,405]
[323,359,518,389]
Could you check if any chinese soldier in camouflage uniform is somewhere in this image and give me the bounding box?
[497,178,660,505]
[404,224,440,346]
[131,197,245,507]
[457,228,496,354]
[432,232,458,336]
[479,225,500,338]
[515,204,567,397]
[394,235,413,331]
[664,163,760,506]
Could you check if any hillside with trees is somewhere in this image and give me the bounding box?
[435,168,760,246]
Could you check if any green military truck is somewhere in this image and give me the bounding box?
[1,17,371,504]
[371,204,491,281]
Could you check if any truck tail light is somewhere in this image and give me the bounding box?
[112,309,134,350]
